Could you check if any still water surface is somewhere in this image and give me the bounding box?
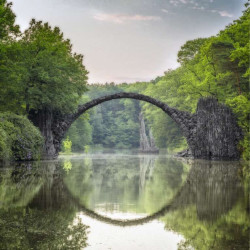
[0,153,249,249]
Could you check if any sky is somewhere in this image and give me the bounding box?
[11,0,246,84]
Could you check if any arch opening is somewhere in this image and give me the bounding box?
[59,93,192,156]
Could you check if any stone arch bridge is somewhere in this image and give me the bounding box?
[29,92,242,160]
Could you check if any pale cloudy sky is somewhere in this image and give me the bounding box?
[11,0,246,83]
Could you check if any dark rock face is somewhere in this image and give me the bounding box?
[29,93,243,160]
[188,98,243,160]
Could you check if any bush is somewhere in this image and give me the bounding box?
[0,127,12,161]
[84,145,90,153]
[62,137,72,154]
[0,112,44,161]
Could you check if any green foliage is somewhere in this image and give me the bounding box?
[62,136,72,154]
[0,1,21,113]
[84,145,90,153]
[0,2,88,159]
[0,0,20,39]
[0,163,89,249]
[65,113,93,152]
[74,5,249,155]
[63,160,73,174]
[132,4,250,155]
[226,95,250,160]
[19,19,88,113]
[85,84,141,149]
[0,163,44,208]
[0,209,89,250]
[0,18,88,114]
[63,155,190,214]
[163,200,249,250]
[63,95,93,152]
[0,1,249,158]
[177,38,208,65]
[0,112,43,161]
[0,126,11,161]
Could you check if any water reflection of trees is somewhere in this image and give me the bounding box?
[0,158,248,249]
[162,160,249,250]
[63,155,190,214]
[0,162,44,208]
[63,157,249,240]
[0,162,89,249]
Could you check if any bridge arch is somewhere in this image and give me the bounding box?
[29,92,242,160]
[57,92,193,157]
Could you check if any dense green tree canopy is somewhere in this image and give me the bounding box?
[0,18,88,114]
[0,0,19,39]
[20,20,88,113]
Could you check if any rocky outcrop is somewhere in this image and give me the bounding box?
[176,148,192,158]
[188,98,243,160]
[139,113,151,151]
[138,113,159,153]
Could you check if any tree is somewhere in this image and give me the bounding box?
[0,19,88,115]
[0,0,19,40]
[20,19,88,114]
[0,1,21,112]
[177,38,207,65]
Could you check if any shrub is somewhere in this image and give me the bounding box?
[0,127,12,161]
[84,145,90,153]
[0,112,44,161]
[62,137,72,154]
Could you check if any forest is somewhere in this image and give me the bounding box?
[0,0,249,161]
[64,3,249,159]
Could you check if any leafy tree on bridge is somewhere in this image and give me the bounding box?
[20,19,88,114]
[0,18,88,115]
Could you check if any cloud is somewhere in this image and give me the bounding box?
[218,10,233,17]
[192,6,205,10]
[208,9,233,17]
[169,0,190,5]
[161,8,169,13]
[169,0,179,6]
[93,13,161,23]
[169,0,214,7]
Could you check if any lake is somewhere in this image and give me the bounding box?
[0,153,249,249]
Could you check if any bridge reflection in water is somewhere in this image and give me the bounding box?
[0,154,248,249]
